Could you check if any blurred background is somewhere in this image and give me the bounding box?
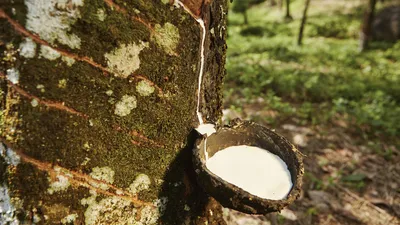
[221,0,399,224]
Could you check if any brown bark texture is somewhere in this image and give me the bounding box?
[0,0,228,224]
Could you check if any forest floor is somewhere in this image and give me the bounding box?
[222,0,399,224]
[222,109,399,225]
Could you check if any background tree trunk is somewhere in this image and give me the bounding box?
[298,0,311,45]
[284,0,293,21]
[360,0,377,51]
[244,10,249,25]
[232,0,249,25]
[0,0,227,224]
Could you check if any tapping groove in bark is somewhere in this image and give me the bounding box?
[176,0,211,18]
[1,0,227,224]
[0,9,107,70]
[0,139,153,207]
[0,8,162,95]
[111,125,165,148]
[0,72,88,118]
[103,0,155,34]
[130,130,165,149]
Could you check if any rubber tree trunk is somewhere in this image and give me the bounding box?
[0,0,227,224]
[285,0,293,21]
[298,0,311,46]
[360,0,377,51]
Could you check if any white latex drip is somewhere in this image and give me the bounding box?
[175,2,292,201]
[204,138,209,161]
[195,18,206,125]
[175,0,216,162]
[206,145,293,200]
[192,16,213,164]
[195,123,216,137]
[175,0,207,125]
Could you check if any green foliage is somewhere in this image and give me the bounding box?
[342,173,367,190]
[333,91,400,136]
[225,1,400,137]
[232,0,248,13]
[341,173,367,182]
[366,141,394,161]
[308,20,349,38]
[240,26,265,37]
[306,207,318,216]
[306,9,362,39]
[250,0,267,5]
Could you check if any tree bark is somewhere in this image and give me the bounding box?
[297,0,311,46]
[285,0,293,21]
[0,0,227,224]
[360,0,377,51]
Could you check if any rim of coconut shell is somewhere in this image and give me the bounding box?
[192,119,304,214]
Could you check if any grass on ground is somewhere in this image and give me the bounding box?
[225,0,400,139]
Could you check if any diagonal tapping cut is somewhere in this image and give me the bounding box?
[129,74,164,96]
[0,72,88,118]
[130,130,165,148]
[113,125,165,148]
[0,138,153,207]
[104,0,155,33]
[102,1,165,96]
[0,9,163,95]
[0,9,107,72]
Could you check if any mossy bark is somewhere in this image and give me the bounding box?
[0,0,227,224]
